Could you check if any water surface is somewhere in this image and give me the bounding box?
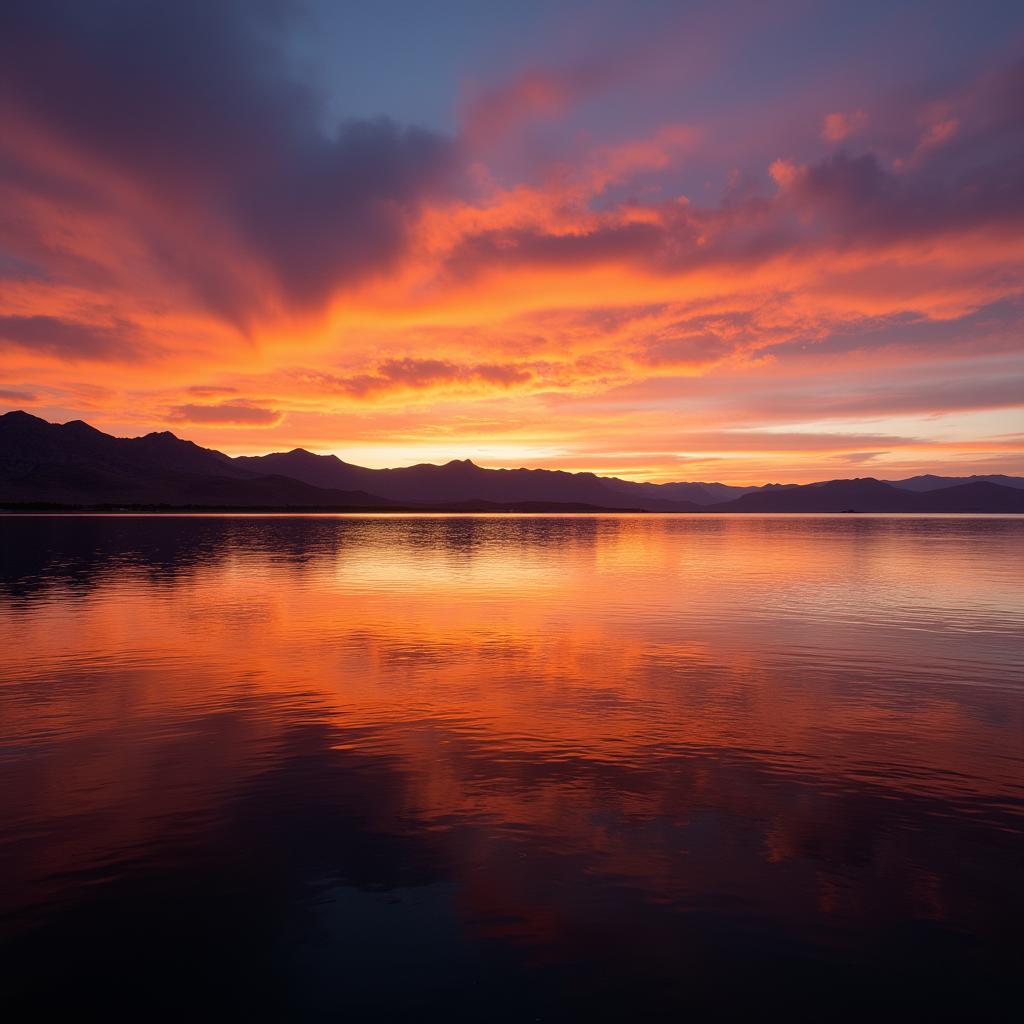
[1,514,1021,1018]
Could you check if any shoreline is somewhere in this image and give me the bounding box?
[2,505,1021,517]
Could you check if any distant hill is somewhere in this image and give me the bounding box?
[1,411,1022,512]
[236,449,708,509]
[891,473,1024,492]
[707,478,1024,513]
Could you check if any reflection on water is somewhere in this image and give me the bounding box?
[1,514,1021,1018]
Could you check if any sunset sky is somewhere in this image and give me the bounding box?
[1,0,1022,483]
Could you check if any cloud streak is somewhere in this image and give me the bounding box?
[168,402,283,427]
[0,315,146,361]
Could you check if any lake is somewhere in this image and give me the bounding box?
[1,514,1021,1018]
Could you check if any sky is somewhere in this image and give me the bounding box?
[1,0,1022,483]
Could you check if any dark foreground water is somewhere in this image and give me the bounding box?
[1,514,1021,1019]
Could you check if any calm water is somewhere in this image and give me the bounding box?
[1,514,1021,1018]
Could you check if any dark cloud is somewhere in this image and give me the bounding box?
[0,388,36,402]
[0,314,144,360]
[444,220,675,280]
[444,59,1024,285]
[786,60,1024,240]
[0,0,460,322]
[168,402,283,426]
[441,192,798,285]
[350,358,458,394]
[474,363,534,386]
[304,357,533,397]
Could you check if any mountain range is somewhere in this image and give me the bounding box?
[2,410,1022,513]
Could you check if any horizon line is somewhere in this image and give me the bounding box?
[3,408,1020,491]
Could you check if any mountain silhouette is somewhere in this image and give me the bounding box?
[0,411,386,508]
[1,411,1022,512]
[235,448,718,508]
[706,477,1024,513]
[891,473,1024,492]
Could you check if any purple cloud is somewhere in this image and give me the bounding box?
[0,315,144,360]
[0,0,460,323]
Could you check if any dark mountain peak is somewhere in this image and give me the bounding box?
[289,448,350,465]
[1,409,47,425]
[136,430,192,448]
[445,458,477,468]
[893,473,1024,492]
[135,430,216,453]
[808,476,892,489]
[274,448,353,466]
[62,419,105,436]
[233,449,360,484]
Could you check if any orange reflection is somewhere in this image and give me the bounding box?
[2,514,1021,949]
